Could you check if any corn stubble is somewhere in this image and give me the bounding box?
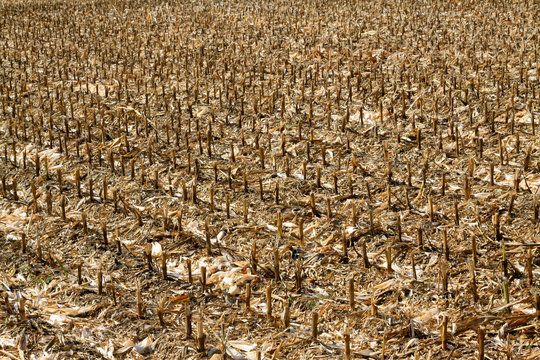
[0,0,538,358]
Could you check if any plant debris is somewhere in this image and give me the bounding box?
[0,0,539,358]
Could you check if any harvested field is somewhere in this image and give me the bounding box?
[0,0,539,358]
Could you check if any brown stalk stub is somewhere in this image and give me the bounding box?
[196,317,206,353]
[266,285,272,323]
[311,311,318,340]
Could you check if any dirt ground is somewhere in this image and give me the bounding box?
[0,0,539,359]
